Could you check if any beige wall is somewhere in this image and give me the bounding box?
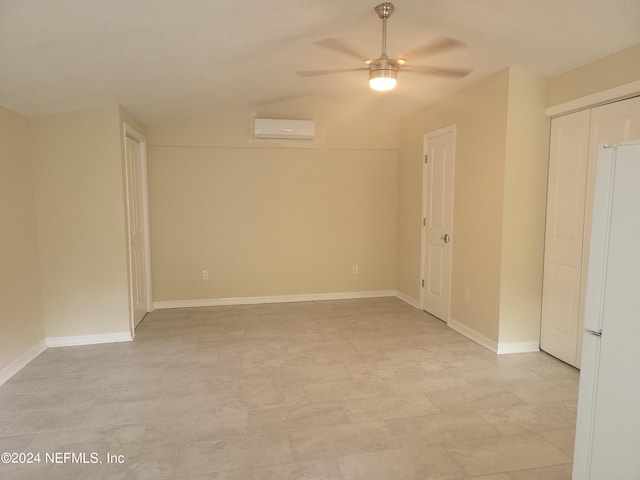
[31,105,131,337]
[499,68,550,343]
[147,97,399,302]
[397,69,510,342]
[397,68,549,345]
[0,107,45,370]
[548,44,640,106]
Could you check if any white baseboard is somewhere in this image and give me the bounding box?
[496,341,540,354]
[0,339,47,386]
[447,317,499,353]
[395,291,420,309]
[447,317,540,354]
[154,290,397,309]
[46,331,133,347]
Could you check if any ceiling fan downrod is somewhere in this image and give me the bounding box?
[375,2,394,57]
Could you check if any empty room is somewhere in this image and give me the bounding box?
[1,1,640,479]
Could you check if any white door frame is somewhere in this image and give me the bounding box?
[123,123,153,336]
[420,125,456,321]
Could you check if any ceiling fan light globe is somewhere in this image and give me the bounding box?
[369,68,397,91]
[369,77,396,91]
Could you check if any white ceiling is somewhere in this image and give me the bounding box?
[1,0,639,124]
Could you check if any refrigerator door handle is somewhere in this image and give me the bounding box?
[585,328,602,337]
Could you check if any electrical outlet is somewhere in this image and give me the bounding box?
[352,264,359,274]
[202,270,209,280]
[464,288,470,303]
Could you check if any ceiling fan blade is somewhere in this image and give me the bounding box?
[296,68,369,77]
[403,65,471,78]
[402,37,465,61]
[314,38,369,62]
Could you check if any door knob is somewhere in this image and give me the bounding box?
[443,233,450,244]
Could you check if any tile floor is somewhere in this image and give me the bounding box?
[0,297,579,479]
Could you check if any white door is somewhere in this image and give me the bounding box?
[124,129,151,329]
[540,110,591,366]
[420,126,455,321]
[541,96,640,367]
[576,95,640,364]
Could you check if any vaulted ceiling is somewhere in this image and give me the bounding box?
[2,0,639,124]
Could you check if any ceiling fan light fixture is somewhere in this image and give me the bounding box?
[369,68,397,91]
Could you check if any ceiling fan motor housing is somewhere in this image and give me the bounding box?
[369,66,397,81]
[369,56,398,77]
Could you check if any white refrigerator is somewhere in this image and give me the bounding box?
[573,141,640,479]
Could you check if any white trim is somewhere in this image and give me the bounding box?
[123,123,154,336]
[0,340,47,386]
[154,290,398,309]
[420,125,456,320]
[496,341,540,354]
[46,332,133,348]
[546,80,640,118]
[395,291,420,309]
[447,317,499,353]
[447,318,540,354]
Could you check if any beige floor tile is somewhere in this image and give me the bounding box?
[0,389,99,416]
[538,428,576,458]
[445,433,571,476]
[0,298,579,479]
[313,350,366,365]
[140,413,248,449]
[337,445,467,480]
[387,412,501,446]
[175,431,292,476]
[0,374,89,396]
[45,445,179,480]
[5,407,120,435]
[287,340,357,357]
[508,463,572,479]
[0,413,15,434]
[0,461,53,480]
[468,474,513,480]
[176,459,344,480]
[226,380,310,409]
[342,393,441,422]
[26,424,146,456]
[304,378,391,402]
[522,362,579,383]
[477,402,576,435]
[459,367,548,388]
[426,385,526,414]
[346,360,435,379]
[288,422,401,462]
[249,402,350,432]
[507,380,579,405]
[381,345,442,361]
[0,433,35,453]
[270,365,353,391]
[384,372,472,394]
[487,351,562,368]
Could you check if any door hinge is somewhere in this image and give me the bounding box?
[424,154,428,164]
[423,218,426,227]
[421,279,425,288]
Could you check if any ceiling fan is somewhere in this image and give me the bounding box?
[297,2,471,91]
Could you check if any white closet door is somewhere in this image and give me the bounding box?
[576,95,640,365]
[541,96,640,367]
[541,110,591,366]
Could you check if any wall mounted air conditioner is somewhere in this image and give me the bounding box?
[253,118,315,140]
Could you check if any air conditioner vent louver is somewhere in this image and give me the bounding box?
[253,119,315,140]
